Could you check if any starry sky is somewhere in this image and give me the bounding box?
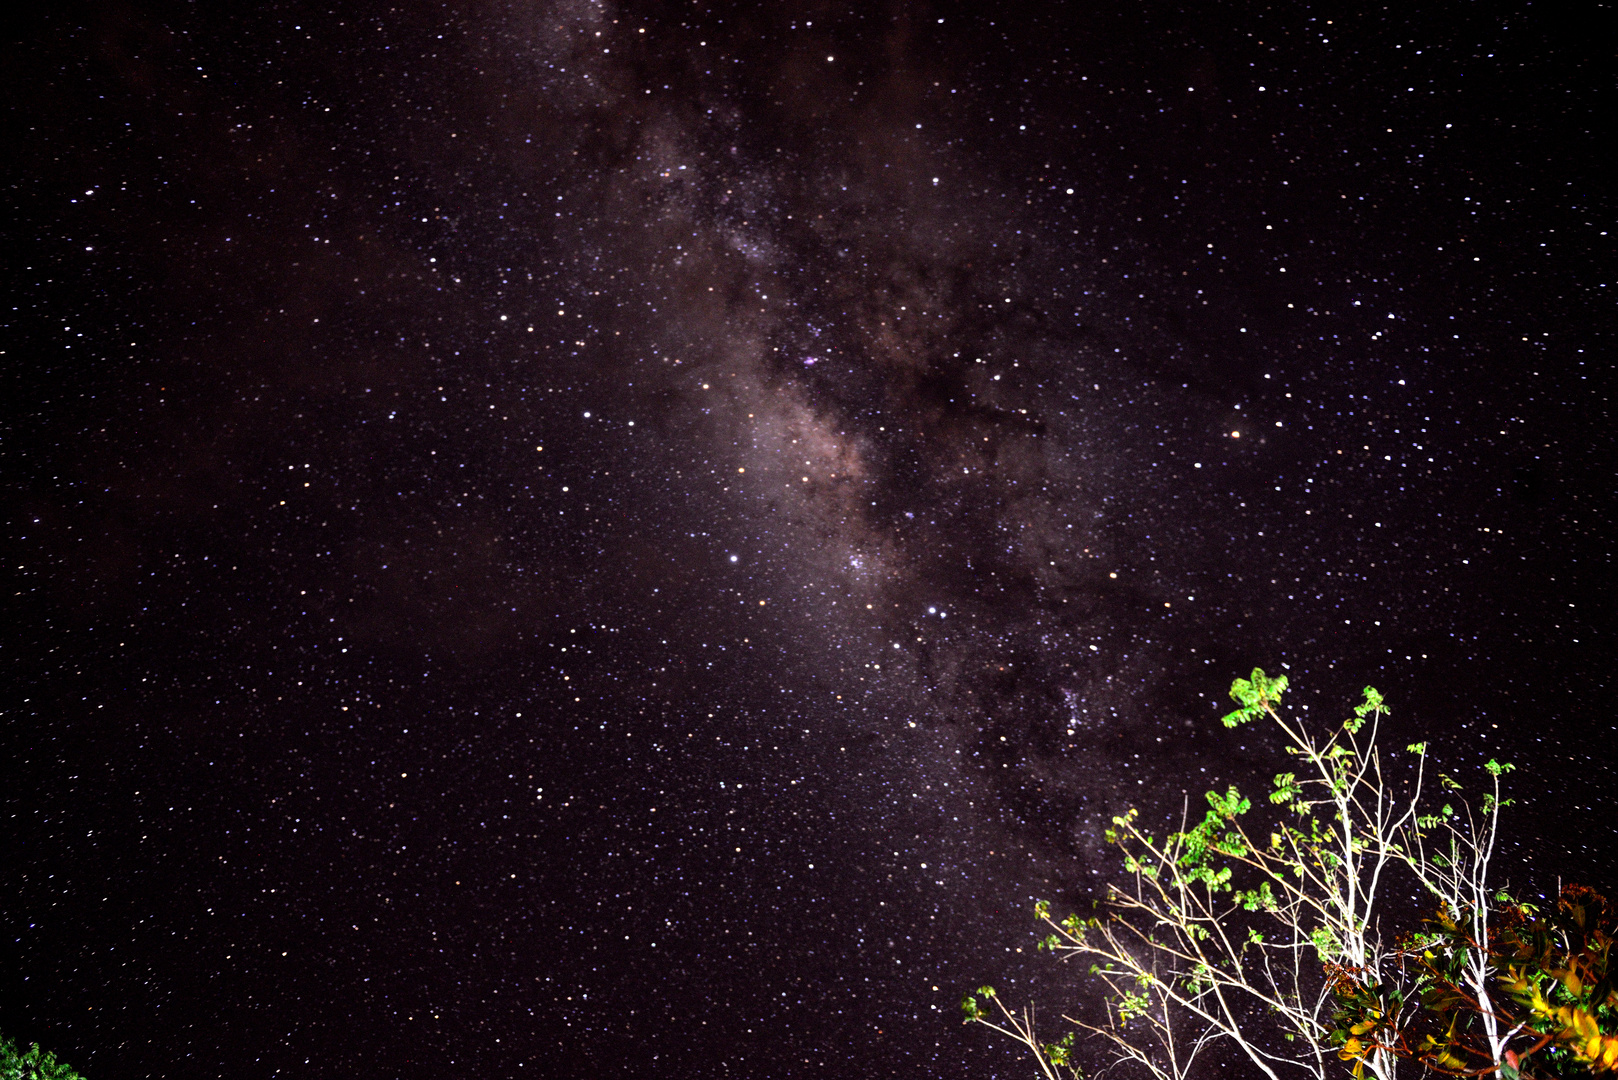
[3,1,1612,1077]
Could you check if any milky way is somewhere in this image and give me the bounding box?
[4,2,1611,1078]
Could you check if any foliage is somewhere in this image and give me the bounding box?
[1331,884,1618,1077]
[963,668,1601,1079]
[967,669,1431,1079]
[0,1032,87,1080]
[961,985,1089,1080]
[1495,885,1618,1075]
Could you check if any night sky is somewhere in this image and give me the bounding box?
[3,1,1612,1077]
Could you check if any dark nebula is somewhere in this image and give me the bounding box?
[3,1,1611,1077]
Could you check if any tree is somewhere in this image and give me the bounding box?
[962,669,1547,1079]
[1323,723,1618,1077]
[0,1032,88,1080]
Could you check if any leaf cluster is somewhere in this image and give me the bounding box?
[0,1034,87,1080]
[1333,886,1618,1077]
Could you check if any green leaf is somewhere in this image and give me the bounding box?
[1236,881,1278,912]
[1311,925,1344,960]
[1223,668,1287,727]
[1345,686,1383,732]
[1042,1030,1077,1065]
[0,1034,88,1080]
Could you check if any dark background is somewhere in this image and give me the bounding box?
[3,1,1611,1077]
